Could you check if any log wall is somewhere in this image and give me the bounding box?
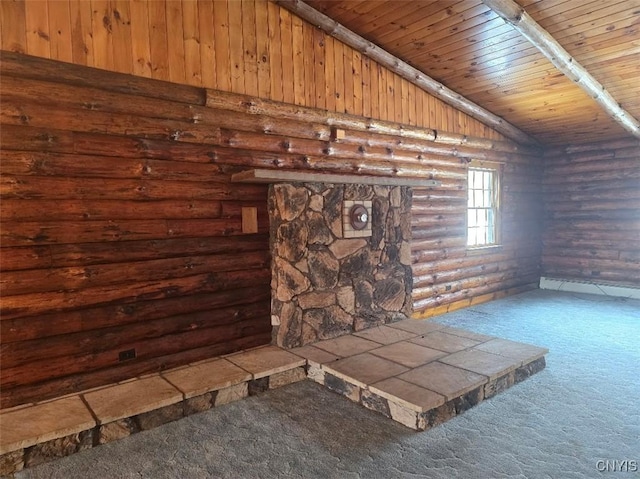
[0,52,543,408]
[0,0,505,142]
[542,139,640,288]
[0,53,274,408]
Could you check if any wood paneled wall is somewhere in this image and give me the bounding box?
[0,51,542,407]
[0,0,505,142]
[542,139,640,288]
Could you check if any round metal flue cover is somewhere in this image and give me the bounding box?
[349,204,369,230]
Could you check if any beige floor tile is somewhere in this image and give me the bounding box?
[439,349,520,380]
[388,319,447,335]
[370,341,446,368]
[441,327,495,342]
[370,377,446,413]
[289,345,341,365]
[409,330,481,353]
[323,353,409,389]
[0,396,96,454]
[399,361,487,400]
[313,335,380,357]
[225,345,305,379]
[474,338,549,365]
[162,359,251,399]
[83,376,183,424]
[353,325,416,345]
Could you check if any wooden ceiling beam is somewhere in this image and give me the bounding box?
[482,0,640,139]
[275,0,539,146]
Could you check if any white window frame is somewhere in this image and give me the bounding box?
[467,160,501,249]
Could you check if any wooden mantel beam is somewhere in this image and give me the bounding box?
[275,0,539,146]
[482,0,640,139]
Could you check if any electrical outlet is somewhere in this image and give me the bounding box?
[118,348,136,361]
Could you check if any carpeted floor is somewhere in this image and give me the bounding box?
[16,289,640,479]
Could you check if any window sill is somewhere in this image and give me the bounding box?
[466,244,503,256]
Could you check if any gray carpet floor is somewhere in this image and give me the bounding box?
[16,289,640,478]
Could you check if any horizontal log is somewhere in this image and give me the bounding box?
[412,283,538,319]
[541,256,640,273]
[413,267,539,301]
[543,229,640,242]
[342,129,539,163]
[546,200,640,213]
[0,175,265,201]
[1,199,225,222]
[543,178,639,193]
[0,330,271,409]
[0,150,224,180]
[547,210,640,222]
[545,219,640,232]
[414,257,539,289]
[543,189,640,203]
[412,246,468,264]
[543,157,638,176]
[1,235,268,272]
[412,190,467,201]
[0,96,332,147]
[543,167,640,185]
[545,138,639,156]
[0,217,259,247]
[411,225,467,240]
[0,268,271,320]
[1,250,270,296]
[541,267,640,285]
[411,201,466,215]
[540,248,623,262]
[0,91,494,174]
[0,245,53,271]
[411,215,465,228]
[0,50,206,105]
[1,285,271,343]
[1,300,270,370]
[412,274,540,311]
[0,125,470,183]
[205,88,539,154]
[542,237,639,251]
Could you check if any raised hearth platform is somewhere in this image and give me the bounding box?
[293,319,548,430]
[0,321,547,476]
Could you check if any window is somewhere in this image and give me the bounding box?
[467,162,500,247]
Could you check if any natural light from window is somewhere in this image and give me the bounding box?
[467,167,498,247]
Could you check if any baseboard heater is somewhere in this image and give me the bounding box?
[539,277,640,300]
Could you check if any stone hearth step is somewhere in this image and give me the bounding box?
[0,346,306,476]
[0,322,548,476]
[291,320,548,430]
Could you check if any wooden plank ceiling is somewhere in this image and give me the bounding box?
[305,0,640,145]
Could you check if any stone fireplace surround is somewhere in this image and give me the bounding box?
[269,182,413,349]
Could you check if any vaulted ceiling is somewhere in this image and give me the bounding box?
[301,0,640,146]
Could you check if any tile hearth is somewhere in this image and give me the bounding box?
[293,319,548,430]
[0,320,547,476]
